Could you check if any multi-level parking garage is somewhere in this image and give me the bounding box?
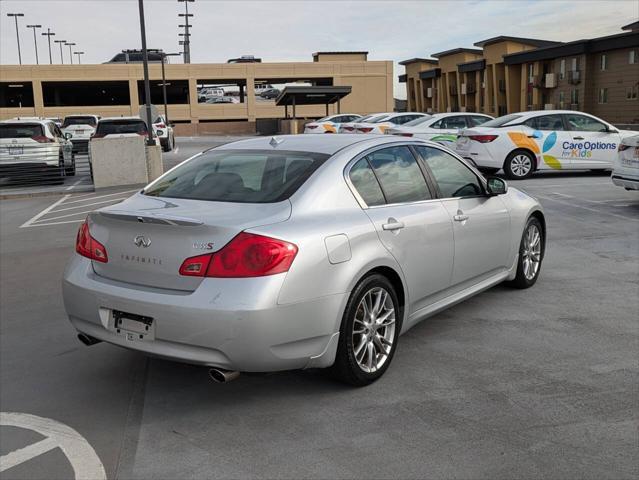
[0,51,394,135]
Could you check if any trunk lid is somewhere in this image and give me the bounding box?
[89,193,291,291]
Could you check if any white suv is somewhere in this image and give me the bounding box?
[152,115,175,152]
[0,118,74,181]
[62,115,100,154]
[612,135,639,190]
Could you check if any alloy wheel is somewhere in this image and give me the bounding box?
[352,287,396,373]
[522,224,541,280]
[511,154,532,177]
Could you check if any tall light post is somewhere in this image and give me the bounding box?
[54,39,66,64]
[138,0,155,146]
[7,13,25,65]
[159,52,181,126]
[74,51,85,64]
[41,28,55,64]
[177,0,194,64]
[26,24,42,64]
[65,42,76,64]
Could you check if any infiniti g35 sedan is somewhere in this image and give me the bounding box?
[63,135,545,386]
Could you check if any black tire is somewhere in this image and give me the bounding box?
[331,274,401,386]
[504,150,535,180]
[507,216,544,289]
[65,154,76,176]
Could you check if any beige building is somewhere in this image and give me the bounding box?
[400,25,639,124]
[0,51,394,134]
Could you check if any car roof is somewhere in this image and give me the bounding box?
[65,114,99,118]
[98,116,144,122]
[0,118,50,125]
[216,134,393,155]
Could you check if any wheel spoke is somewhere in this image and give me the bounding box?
[354,337,367,360]
[366,342,374,371]
[373,334,388,355]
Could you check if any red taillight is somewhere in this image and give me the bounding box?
[179,232,298,278]
[468,134,498,143]
[32,135,53,143]
[398,133,413,137]
[618,144,631,151]
[75,220,108,263]
[358,127,373,133]
[156,123,166,129]
[343,126,354,131]
[306,125,318,129]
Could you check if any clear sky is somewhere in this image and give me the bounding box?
[1,0,637,99]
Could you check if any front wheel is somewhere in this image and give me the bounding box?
[504,150,535,180]
[331,274,401,386]
[508,217,544,289]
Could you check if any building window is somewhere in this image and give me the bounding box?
[571,57,578,72]
[598,88,608,104]
[558,91,565,108]
[559,59,566,80]
[527,64,534,83]
[600,54,607,71]
[630,50,637,64]
[571,88,579,106]
[627,86,638,100]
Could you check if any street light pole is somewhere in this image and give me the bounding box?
[41,28,55,64]
[7,13,25,65]
[66,42,76,64]
[54,40,66,64]
[160,52,181,126]
[138,0,156,146]
[74,51,85,64]
[26,24,42,64]
[177,0,194,64]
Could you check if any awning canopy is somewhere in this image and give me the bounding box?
[275,86,352,118]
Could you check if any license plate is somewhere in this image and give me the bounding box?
[8,146,23,155]
[112,310,154,341]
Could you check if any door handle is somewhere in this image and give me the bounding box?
[573,136,585,140]
[382,221,405,231]
[453,214,469,222]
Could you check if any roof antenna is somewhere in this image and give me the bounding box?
[269,136,283,147]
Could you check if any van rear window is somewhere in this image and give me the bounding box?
[144,149,329,203]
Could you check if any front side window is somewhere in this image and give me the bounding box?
[348,158,385,207]
[366,146,431,204]
[144,149,328,203]
[564,114,607,132]
[416,146,483,198]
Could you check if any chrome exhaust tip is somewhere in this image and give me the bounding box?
[208,368,240,383]
[78,333,101,346]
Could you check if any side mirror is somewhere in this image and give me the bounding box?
[486,176,508,195]
[64,132,72,140]
[606,126,618,134]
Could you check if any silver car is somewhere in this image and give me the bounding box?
[63,135,545,386]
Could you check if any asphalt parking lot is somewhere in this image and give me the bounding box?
[0,139,637,479]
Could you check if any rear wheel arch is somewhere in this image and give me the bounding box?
[358,266,406,324]
[505,148,538,171]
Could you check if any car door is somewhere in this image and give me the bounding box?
[563,113,619,168]
[414,145,511,287]
[348,145,454,318]
[522,114,573,170]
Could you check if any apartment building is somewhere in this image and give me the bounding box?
[400,23,639,124]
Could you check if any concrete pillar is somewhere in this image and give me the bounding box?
[187,78,199,124]
[129,79,139,116]
[246,75,256,121]
[32,80,44,117]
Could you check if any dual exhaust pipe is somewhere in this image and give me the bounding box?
[78,334,239,383]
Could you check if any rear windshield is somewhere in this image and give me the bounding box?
[62,116,97,128]
[403,116,431,127]
[372,116,391,123]
[96,120,148,135]
[0,124,44,139]
[144,149,329,203]
[479,114,523,128]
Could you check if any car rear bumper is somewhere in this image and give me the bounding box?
[456,144,501,168]
[611,173,639,190]
[62,255,347,372]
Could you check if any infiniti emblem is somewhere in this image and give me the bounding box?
[134,235,151,248]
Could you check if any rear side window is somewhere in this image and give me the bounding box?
[367,146,432,204]
[96,120,148,135]
[480,114,522,128]
[0,124,44,139]
[442,116,467,129]
[144,149,328,203]
[349,158,385,206]
[468,115,491,127]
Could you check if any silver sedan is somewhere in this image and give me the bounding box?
[63,135,545,386]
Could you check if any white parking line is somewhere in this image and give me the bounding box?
[62,189,139,205]
[20,195,70,228]
[535,193,639,222]
[65,178,86,191]
[47,197,129,214]
[0,412,106,480]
